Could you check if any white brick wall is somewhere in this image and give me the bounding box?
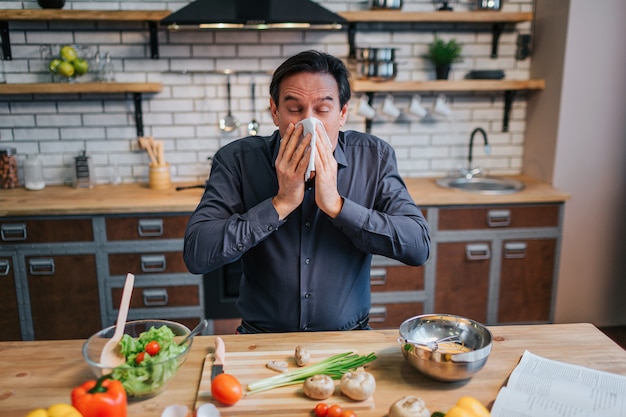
[0,0,534,186]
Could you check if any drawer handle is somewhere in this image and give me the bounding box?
[369,305,387,323]
[140,255,167,272]
[1,223,27,241]
[370,268,387,286]
[466,244,491,260]
[0,259,10,276]
[487,209,511,227]
[138,219,164,237]
[29,258,55,275]
[143,288,169,306]
[504,242,527,259]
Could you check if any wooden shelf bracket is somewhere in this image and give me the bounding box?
[133,93,145,137]
[0,21,11,60]
[503,90,516,132]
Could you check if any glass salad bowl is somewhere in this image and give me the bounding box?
[82,319,192,399]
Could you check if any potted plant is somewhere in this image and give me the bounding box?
[426,37,463,80]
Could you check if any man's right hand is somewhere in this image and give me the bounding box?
[273,123,311,220]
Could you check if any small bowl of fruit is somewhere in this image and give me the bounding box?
[42,44,93,83]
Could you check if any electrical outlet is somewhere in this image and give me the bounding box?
[129,139,142,152]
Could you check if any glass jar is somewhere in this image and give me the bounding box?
[24,154,46,191]
[0,148,18,189]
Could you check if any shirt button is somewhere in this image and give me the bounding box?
[267,225,274,231]
[305,258,310,264]
[237,244,244,251]
[304,292,311,299]
[305,221,311,228]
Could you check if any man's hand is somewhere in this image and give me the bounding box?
[272,123,311,220]
[312,123,343,218]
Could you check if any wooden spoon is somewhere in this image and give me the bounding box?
[100,272,135,372]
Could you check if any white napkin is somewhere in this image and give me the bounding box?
[296,117,331,181]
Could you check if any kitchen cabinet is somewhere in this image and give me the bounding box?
[431,204,562,324]
[0,217,101,340]
[0,255,21,341]
[100,213,204,331]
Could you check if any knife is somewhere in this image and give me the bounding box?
[211,336,225,380]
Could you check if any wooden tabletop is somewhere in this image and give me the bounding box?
[0,175,568,217]
[0,324,623,416]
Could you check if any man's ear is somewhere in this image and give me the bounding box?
[339,103,349,127]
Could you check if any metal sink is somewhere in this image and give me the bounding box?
[436,176,524,195]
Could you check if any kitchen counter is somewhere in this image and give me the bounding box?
[0,324,623,416]
[0,175,568,217]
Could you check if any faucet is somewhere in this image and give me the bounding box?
[465,127,491,176]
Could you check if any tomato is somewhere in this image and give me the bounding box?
[327,404,343,417]
[211,373,243,406]
[314,403,329,417]
[340,409,357,417]
[145,340,160,356]
[135,351,145,364]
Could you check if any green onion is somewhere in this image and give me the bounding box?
[246,351,377,395]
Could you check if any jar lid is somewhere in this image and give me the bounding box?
[0,148,17,156]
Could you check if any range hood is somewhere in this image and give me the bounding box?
[161,0,347,30]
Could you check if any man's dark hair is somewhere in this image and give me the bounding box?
[269,50,351,108]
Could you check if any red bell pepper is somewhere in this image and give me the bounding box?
[71,374,127,417]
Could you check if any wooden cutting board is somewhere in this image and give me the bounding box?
[195,349,375,415]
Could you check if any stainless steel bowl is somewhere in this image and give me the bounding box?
[398,314,492,382]
[370,0,403,10]
[355,60,397,81]
[356,47,397,62]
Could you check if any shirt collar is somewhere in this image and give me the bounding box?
[270,130,348,169]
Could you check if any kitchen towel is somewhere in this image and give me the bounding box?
[296,117,331,181]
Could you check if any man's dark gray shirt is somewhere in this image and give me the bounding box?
[184,130,431,332]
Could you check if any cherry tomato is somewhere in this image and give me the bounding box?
[341,410,357,417]
[327,404,343,417]
[135,351,145,364]
[145,340,160,356]
[211,373,243,406]
[314,403,329,417]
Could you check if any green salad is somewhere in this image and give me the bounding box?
[112,325,188,396]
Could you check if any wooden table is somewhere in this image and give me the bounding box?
[0,324,624,416]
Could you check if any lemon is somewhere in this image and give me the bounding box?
[25,409,48,417]
[46,403,82,417]
[60,45,78,61]
[48,58,62,73]
[72,58,89,75]
[57,60,75,78]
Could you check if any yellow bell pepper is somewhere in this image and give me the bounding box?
[25,403,82,417]
[446,396,491,417]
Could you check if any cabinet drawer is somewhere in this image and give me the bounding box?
[370,265,424,292]
[369,302,424,329]
[112,285,200,309]
[0,257,21,341]
[105,215,189,241]
[108,252,187,275]
[0,218,93,243]
[438,204,560,230]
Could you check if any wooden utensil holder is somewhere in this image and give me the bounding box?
[149,164,171,190]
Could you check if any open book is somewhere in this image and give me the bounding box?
[491,351,626,417]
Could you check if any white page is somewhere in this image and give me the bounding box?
[491,351,626,417]
[491,386,607,417]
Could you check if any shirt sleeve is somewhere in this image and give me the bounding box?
[183,149,284,274]
[331,145,431,266]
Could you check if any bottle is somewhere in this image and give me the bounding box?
[0,148,18,189]
[24,154,46,191]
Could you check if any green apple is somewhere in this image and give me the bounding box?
[57,60,75,77]
[49,58,62,73]
[72,58,89,75]
[60,45,78,61]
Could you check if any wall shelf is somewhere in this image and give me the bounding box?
[353,79,545,133]
[0,82,163,137]
[0,10,171,60]
[340,11,534,59]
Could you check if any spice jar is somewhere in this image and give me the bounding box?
[0,148,18,189]
[24,154,46,190]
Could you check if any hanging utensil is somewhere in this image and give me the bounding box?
[219,75,240,133]
[248,79,259,136]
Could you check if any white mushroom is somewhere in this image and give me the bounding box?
[302,374,335,400]
[266,360,289,373]
[388,396,431,417]
[294,345,311,367]
[339,367,376,401]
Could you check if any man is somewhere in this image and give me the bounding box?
[184,50,430,333]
